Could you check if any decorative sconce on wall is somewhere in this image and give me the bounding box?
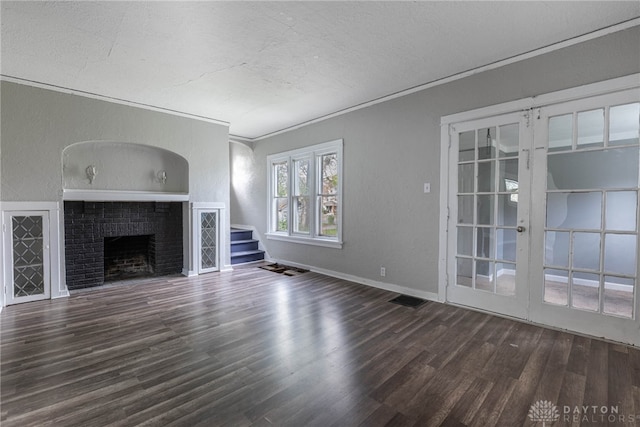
[157,170,167,184]
[86,165,97,184]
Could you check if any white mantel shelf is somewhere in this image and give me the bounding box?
[62,189,189,202]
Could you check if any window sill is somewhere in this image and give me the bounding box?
[266,232,343,249]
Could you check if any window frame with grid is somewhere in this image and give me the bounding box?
[266,140,343,249]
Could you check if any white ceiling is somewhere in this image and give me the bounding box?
[1,1,639,140]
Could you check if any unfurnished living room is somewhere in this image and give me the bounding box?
[1,2,639,426]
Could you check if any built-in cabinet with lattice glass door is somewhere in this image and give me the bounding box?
[191,203,225,274]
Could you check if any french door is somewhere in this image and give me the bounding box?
[529,90,639,345]
[446,87,640,346]
[3,211,51,305]
[446,112,532,319]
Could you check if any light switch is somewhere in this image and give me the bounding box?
[424,183,431,193]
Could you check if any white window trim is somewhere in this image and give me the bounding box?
[266,139,343,248]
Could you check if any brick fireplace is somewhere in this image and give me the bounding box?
[64,201,183,290]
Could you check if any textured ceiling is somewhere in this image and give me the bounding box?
[1,1,639,140]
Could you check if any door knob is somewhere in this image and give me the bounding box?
[517,226,526,233]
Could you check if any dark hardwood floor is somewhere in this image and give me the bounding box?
[1,265,639,426]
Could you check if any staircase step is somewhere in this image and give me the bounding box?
[231,228,253,242]
[231,239,259,252]
[231,249,265,265]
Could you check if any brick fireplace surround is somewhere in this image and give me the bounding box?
[64,201,183,290]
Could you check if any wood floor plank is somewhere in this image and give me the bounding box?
[1,264,638,426]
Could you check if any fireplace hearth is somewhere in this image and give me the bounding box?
[64,201,183,290]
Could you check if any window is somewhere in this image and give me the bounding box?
[267,140,343,248]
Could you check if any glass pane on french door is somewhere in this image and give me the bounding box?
[530,89,639,347]
[449,112,530,319]
[543,101,639,319]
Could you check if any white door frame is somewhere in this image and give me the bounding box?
[439,74,640,345]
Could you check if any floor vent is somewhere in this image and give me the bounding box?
[389,295,427,308]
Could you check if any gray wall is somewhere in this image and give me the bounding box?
[1,81,231,270]
[1,81,229,203]
[230,26,640,295]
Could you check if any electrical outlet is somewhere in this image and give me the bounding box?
[424,182,431,193]
[380,267,386,277]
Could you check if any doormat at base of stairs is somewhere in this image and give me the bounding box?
[259,263,309,276]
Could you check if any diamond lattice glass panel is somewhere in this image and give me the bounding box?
[12,216,45,297]
[12,216,43,239]
[201,212,217,270]
[13,265,44,297]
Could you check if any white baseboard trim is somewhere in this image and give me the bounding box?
[269,257,439,302]
[182,269,198,277]
[220,264,234,272]
[52,290,70,299]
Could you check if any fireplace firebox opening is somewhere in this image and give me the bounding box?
[104,235,154,282]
